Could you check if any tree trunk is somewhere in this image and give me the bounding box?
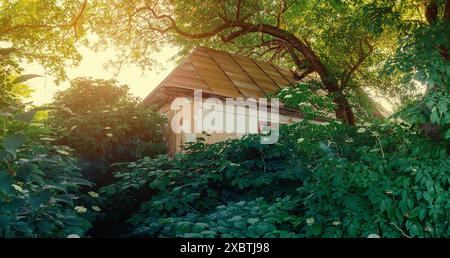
[237,23,357,125]
[333,93,356,125]
[425,0,438,23]
[193,21,358,125]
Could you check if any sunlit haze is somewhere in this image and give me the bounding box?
[22,46,178,105]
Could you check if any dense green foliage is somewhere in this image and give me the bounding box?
[297,122,449,237]
[100,133,307,237]
[49,78,167,176]
[277,82,336,120]
[0,0,91,82]
[0,141,97,237]
[100,118,449,238]
[0,52,34,111]
[1,52,97,237]
[1,0,449,239]
[378,0,450,140]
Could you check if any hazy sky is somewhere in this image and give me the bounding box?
[22,45,178,105]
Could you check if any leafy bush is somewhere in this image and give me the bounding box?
[0,108,97,238]
[50,77,167,167]
[100,134,307,236]
[385,19,450,140]
[1,51,98,238]
[0,142,99,237]
[101,119,449,238]
[297,121,449,237]
[277,82,336,120]
[144,196,303,238]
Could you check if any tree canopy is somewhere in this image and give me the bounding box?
[0,0,449,240]
[84,0,446,126]
[0,0,448,128]
[0,0,90,81]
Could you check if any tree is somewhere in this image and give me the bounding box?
[0,0,91,81]
[380,0,450,140]
[0,51,33,109]
[89,0,404,125]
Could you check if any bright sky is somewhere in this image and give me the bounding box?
[22,45,179,105]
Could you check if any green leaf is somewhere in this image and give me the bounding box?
[430,112,439,124]
[200,230,216,237]
[0,172,14,194]
[14,109,38,123]
[247,218,259,225]
[37,220,54,234]
[192,223,206,233]
[308,224,324,237]
[233,220,247,229]
[52,195,75,206]
[182,233,203,238]
[2,133,26,155]
[43,184,68,193]
[418,208,426,221]
[175,222,192,234]
[228,215,242,222]
[31,174,45,185]
[445,129,450,139]
[256,223,276,235]
[63,177,93,187]
[12,74,42,84]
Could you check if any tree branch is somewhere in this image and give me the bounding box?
[0,0,88,36]
[425,0,438,24]
[341,38,374,87]
[295,68,314,80]
[136,5,340,92]
[236,0,243,20]
[444,0,450,21]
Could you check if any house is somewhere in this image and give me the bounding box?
[143,46,313,154]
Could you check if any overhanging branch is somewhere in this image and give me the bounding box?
[0,0,88,36]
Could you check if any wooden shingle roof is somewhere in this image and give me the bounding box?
[143,46,300,106]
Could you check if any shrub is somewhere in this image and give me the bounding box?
[0,55,98,237]
[100,134,307,236]
[101,119,450,238]
[50,78,167,165]
[141,196,303,238]
[0,103,98,238]
[297,122,450,237]
[277,82,335,120]
[0,142,98,237]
